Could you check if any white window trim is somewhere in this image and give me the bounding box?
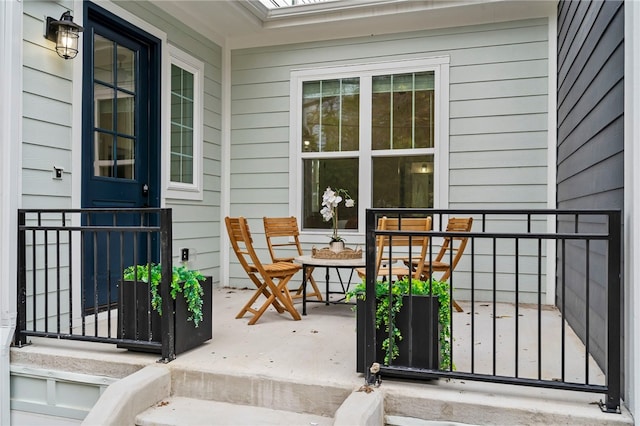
[289,56,450,241]
[164,44,204,200]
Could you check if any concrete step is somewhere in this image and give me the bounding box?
[135,396,333,426]
[386,416,473,426]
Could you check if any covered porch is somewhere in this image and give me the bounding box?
[11,207,628,424]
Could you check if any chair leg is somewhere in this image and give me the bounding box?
[236,282,269,320]
[248,273,285,314]
[273,275,301,321]
[247,293,277,325]
[292,267,322,301]
[290,267,322,301]
[236,275,286,323]
[453,299,464,312]
[242,275,301,325]
[305,274,323,301]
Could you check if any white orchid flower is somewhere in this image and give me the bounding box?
[322,187,336,206]
[320,206,333,221]
[320,187,356,243]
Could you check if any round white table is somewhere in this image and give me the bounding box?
[294,255,365,315]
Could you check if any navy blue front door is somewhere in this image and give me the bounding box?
[82,3,161,312]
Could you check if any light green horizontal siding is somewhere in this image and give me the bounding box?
[451,95,548,118]
[450,132,547,153]
[20,1,223,320]
[229,17,550,298]
[450,167,547,186]
[22,1,76,213]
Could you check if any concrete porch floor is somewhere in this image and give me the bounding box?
[10,287,634,425]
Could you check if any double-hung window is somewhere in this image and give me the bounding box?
[290,57,449,235]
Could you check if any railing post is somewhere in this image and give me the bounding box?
[364,209,377,384]
[602,210,621,413]
[14,210,27,347]
[159,208,175,362]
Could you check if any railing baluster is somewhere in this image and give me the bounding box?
[492,236,496,376]
[538,238,542,381]
[44,226,49,333]
[92,228,99,336]
[31,223,36,334]
[585,239,590,384]
[68,226,73,336]
[80,215,86,336]
[561,238,566,383]
[56,225,61,334]
[470,237,475,374]
[515,237,519,378]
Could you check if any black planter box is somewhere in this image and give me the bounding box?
[356,295,439,373]
[118,276,212,354]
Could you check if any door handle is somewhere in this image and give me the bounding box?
[142,183,149,197]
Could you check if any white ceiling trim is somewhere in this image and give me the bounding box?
[152,0,556,50]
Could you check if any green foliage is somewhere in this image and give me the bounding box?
[346,277,452,370]
[123,264,205,327]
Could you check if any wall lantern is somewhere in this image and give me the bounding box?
[44,11,84,60]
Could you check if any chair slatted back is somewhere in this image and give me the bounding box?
[368,216,432,281]
[431,217,474,281]
[226,216,260,275]
[384,217,432,280]
[263,216,303,262]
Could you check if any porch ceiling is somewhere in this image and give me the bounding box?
[151,0,556,49]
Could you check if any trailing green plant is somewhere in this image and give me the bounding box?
[346,277,452,370]
[123,263,205,327]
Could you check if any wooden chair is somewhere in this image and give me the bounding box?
[409,216,473,312]
[225,217,302,325]
[357,216,432,281]
[263,217,322,301]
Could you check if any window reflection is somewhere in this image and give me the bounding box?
[372,72,434,150]
[302,78,359,153]
[302,158,359,230]
[372,155,434,208]
[170,64,195,184]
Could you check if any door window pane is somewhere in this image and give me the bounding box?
[94,132,114,177]
[95,87,113,131]
[116,45,136,93]
[302,158,358,230]
[116,94,135,136]
[94,35,114,85]
[116,137,135,179]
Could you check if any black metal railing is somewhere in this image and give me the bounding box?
[362,208,621,414]
[15,208,177,362]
